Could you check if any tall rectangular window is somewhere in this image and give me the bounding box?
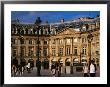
[29,39,33,44]
[43,48,47,57]
[59,48,63,56]
[44,41,48,45]
[52,39,55,44]
[36,47,41,57]
[82,38,84,43]
[12,48,16,57]
[82,47,86,55]
[12,38,18,44]
[66,47,70,56]
[82,38,86,43]
[59,39,63,44]
[52,48,56,56]
[74,47,77,56]
[36,40,40,44]
[28,47,34,57]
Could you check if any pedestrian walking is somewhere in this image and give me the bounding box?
[51,64,56,77]
[12,65,16,76]
[82,63,89,77]
[18,65,22,76]
[27,62,31,73]
[58,64,61,77]
[21,66,24,75]
[89,60,97,77]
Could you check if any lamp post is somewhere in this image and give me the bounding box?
[87,32,93,66]
[35,17,42,76]
[19,35,24,66]
[70,54,73,74]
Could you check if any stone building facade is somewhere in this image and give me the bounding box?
[11,17,100,69]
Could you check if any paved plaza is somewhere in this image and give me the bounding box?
[12,66,100,77]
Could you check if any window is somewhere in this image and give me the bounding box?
[12,48,16,57]
[44,41,48,44]
[74,47,77,56]
[20,38,24,44]
[75,24,80,29]
[36,47,41,57]
[43,48,47,57]
[52,39,55,44]
[81,59,87,63]
[12,38,18,45]
[29,39,33,44]
[82,26,86,30]
[45,30,48,35]
[39,28,42,35]
[52,48,56,56]
[82,38,86,43]
[36,40,40,44]
[96,51,99,55]
[59,48,63,56]
[66,47,70,56]
[82,38,84,43]
[28,47,33,57]
[59,39,63,44]
[11,38,15,44]
[66,39,71,44]
[20,47,25,56]
[82,47,86,55]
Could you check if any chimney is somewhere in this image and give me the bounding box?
[46,21,48,25]
[61,18,64,24]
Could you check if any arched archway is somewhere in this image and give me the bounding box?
[65,58,70,66]
[58,58,63,66]
[81,56,87,65]
[43,59,49,69]
[73,58,78,66]
[12,58,18,66]
[51,58,57,66]
[20,58,26,67]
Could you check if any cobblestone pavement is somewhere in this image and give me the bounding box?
[12,66,100,77]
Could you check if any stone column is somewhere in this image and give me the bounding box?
[49,38,52,69]
[56,38,59,57]
[25,38,29,63]
[63,38,66,66]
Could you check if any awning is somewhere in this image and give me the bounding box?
[81,57,87,59]
[66,58,70,62]
[74,58,78,61]
[52,58,57,61]
[59,58,63,62]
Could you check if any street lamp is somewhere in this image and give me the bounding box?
[19,35,24,66]
[70,54,73,74]
[87,32,93,66]
[35,17,42,76]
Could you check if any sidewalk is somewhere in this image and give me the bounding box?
[12,66,100,77]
